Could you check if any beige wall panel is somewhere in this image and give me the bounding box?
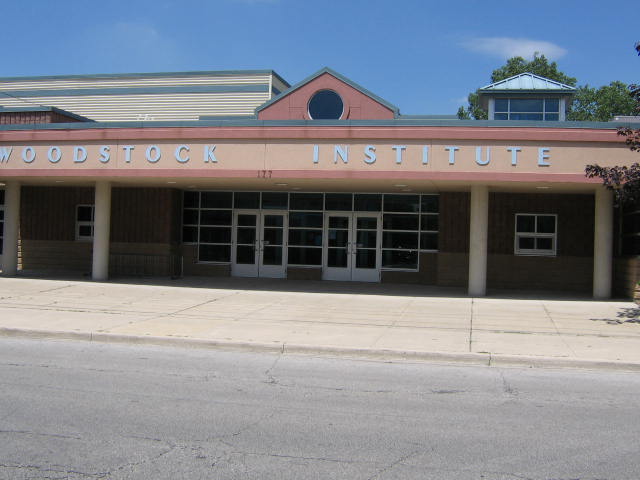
[1,140,635,175]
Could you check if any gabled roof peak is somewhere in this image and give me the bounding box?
[256,67,399,116]
[479,72,576,92]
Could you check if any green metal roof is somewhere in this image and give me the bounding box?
[479,73,576,93]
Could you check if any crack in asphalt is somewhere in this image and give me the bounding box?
[366,448,422,480]
[0,429,83,440]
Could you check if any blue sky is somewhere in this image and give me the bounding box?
[1,0,637,115]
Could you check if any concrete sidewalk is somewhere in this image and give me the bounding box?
[1,276,640,370]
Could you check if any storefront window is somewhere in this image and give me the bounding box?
[185,191,233,262]
[288,211,323,266]
[182,191,440,270]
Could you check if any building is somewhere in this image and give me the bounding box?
[1,67,638,298]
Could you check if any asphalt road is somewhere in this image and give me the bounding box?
[0,338,639,480]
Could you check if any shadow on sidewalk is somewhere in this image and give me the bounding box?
[591,307,640,325]
[2,270,609,302]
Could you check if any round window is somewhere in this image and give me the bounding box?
[308,90,344,120]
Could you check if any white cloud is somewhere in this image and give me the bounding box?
[460,37,567,60]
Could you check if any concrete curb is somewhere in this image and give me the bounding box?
[2,326,640,372]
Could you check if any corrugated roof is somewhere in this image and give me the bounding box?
[479,73,576,92]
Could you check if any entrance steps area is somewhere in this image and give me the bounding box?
[1,275,640,370]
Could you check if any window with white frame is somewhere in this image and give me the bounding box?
[76,205,95,241]
[494,98,560,121]
[515,214,557,255]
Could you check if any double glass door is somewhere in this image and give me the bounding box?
[232,210,287,278]
[323,212,381,282]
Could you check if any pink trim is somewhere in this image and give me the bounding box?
[0,125,624,143]
[0,168,601,183]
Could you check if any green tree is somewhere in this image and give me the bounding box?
[458,53,576,119]
[567,81,637,121]
[585,44,640,204]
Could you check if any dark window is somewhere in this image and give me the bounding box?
[261,192,288,210]
[515,214,557,255]
[234,192,260,209]
[354,194,382,211]
[308,90,343,120]
[289,212,323,228]
[288,247,322,266]
[383,214,419,231]
[325,193,353,211]
[199,244,230,263]
[382,250,418,269]
[421,195,439,213]
[201,192,232,208]
[384,194,420,213]
[183,191,199,208]
[290,193,324,211]
[200,210,232,226]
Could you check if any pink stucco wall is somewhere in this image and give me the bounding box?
[258,72,396,120]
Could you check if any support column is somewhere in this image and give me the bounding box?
[468,185,489,296]
[92,181,111,281]
[1,181,20,276]
[593,187,613,299]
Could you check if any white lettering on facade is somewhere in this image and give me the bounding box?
[122,145,135,163]
[73,146,87,163]
[47,146,61,163]
[507,147,521,166]
[392,145,407,164]
[364,145,376,164]
[22,147,35,163]
[99,145,110,163]
[538,147,551,166]
[422,146,429,165]
[145,145,161,163]
[204,145,217,163]
[0,144,556,168]
[445,146,459,165]
[0,147,12,163]
[334,145,349,164]
[475,147,491,166]
[175,145,190,163]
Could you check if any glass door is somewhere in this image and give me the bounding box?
[323,212,381,282]
[323,213,352,281]
[232,210,287,278]
[232,211,259,277]
[258,212,287,278]
[352,213,381,282]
